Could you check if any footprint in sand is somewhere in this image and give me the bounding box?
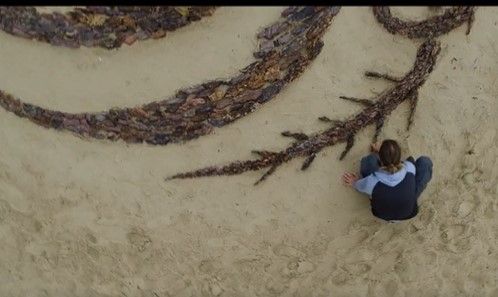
[472,128,495,153]
[295,259,315,274]
[371,251,401,275]
[344,248,376,264]
[272,244,306,259]
[439,224,473,253]
[344,262,371,275]
[126,227,152,252]
[328,261,372,286]
[330,267,351,285]
[33,220,43,233]
[304,236,331,257]
[345,221,371,244]
[368,228,396,247]
[0,181,29,213]
[454,201,476,218]
[0,199,11,223]
[383,279,399,296]
[281,259,315,277]
[337,249,374,278]
[460,170,478,188]
[411,207,435,231]
[208,283,223,297]
[484,201,498,219]
[370,279,400,297]
[273,244,317,277]
[85,232,98,244]
[86,245,100,261]
[199,258,223,275]
[440,224,466,243]
[394,257,417,283]
[265,277,287,295]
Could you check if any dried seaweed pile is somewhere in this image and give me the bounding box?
[0,6,340,145]
[373,6,475,38]
[0,6,216,48]
[166,6,476,185]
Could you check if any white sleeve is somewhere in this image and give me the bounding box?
[353,174,379,196]
[404,161,416,175]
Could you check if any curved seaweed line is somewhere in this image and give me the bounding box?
[372,6,475,38]
[0,6,341,145]
[0,6,217,49]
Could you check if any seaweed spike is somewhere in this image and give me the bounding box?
[339,96,374,107]
[466,9,475,35]
[301,153,316,170]
[406,90,419,131]
[254,165,278,185]
[364,71,401,83]
[318,116,344,127]
[339,135,355,160]
[373,117,384,143]
[318,116,331,122]
[252,150,278,158]
[281,131,309,141]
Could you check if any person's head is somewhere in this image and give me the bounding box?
[379,139,402,174]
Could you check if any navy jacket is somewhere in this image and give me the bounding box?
[354,159,418,221]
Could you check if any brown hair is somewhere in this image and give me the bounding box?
[379,139,403,174]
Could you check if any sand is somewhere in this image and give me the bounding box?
[0,7,497,297]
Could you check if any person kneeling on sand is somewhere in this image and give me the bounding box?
[342,139,433,222]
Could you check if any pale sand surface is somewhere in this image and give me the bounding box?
[0,7,497,297]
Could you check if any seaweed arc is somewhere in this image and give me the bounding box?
[373,6,475,38]
[0,7,340,145]
[167,6,475,185]
[0,6,217,49]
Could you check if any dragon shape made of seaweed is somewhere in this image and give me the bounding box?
[166,6,475,185]
[0,6,475,185]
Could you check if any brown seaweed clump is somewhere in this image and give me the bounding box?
[372,6,475,38]
[0,6,217,48]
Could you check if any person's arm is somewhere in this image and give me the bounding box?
[353,174,379,196]
[404,157,416,174]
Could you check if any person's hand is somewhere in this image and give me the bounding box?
[342,172,359,187]
[371,142,381,153]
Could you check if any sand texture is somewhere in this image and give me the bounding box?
[0,7,497,297]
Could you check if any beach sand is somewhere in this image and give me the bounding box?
[0,7,497,296]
